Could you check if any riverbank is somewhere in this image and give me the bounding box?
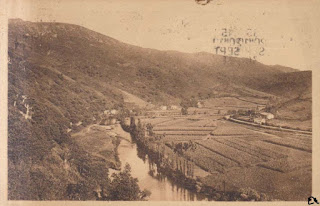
[127,113,311,201]
[71,123,203,200]
[71,120,277,201]
[119,118,262,201]
[114,123,206,200]
[71,124,122,170]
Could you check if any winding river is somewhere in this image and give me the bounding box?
[112,124,207,201]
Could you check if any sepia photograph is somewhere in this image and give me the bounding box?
[1,0,319,203]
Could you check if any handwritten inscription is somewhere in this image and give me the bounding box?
[213,28,265,60]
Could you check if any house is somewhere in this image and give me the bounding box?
[260,112,274,120]
[160,106,167,111]
[254,117,266,125]
[110,109,118,115]
[197,101,204,108]
[75,121,82,126]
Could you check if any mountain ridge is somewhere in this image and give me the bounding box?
[9,19,310,104]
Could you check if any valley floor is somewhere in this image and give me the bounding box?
[138,110,312,200]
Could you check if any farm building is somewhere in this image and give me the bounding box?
[197,101,204,108]
[160,106,167,110]
[224,115,231,120]
[260,112,274,120]
[110,109,118,115]
[254,117,266,125]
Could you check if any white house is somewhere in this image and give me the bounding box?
[224,115,231,120]
[110,109,118,115]
[197,101,203,108]
[260,112,274,120]
[160,106,167,111]
[75,121,82,126]
[254,117,266,125]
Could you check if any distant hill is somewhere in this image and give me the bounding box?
[269,64,299,73]
[7,19,312,200]
[251,71,311,98]
[8,19,310,104]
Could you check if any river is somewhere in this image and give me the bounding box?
[111,124,207,201]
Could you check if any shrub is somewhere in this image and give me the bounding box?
[99,163,151,201]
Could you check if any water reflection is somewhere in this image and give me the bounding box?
[114,124,207,201]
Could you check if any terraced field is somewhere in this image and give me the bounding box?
[204,97,264,109]
[140,111,312,200]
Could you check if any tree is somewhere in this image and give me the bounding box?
[146,123,154,136]
[101,163,151,201]
[136,119,145,140]
[180,97,198,108]
[130,117,136,131]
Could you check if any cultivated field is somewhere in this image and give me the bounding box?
[139,101,312,200]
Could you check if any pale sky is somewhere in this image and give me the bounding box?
[7,0,320,71]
